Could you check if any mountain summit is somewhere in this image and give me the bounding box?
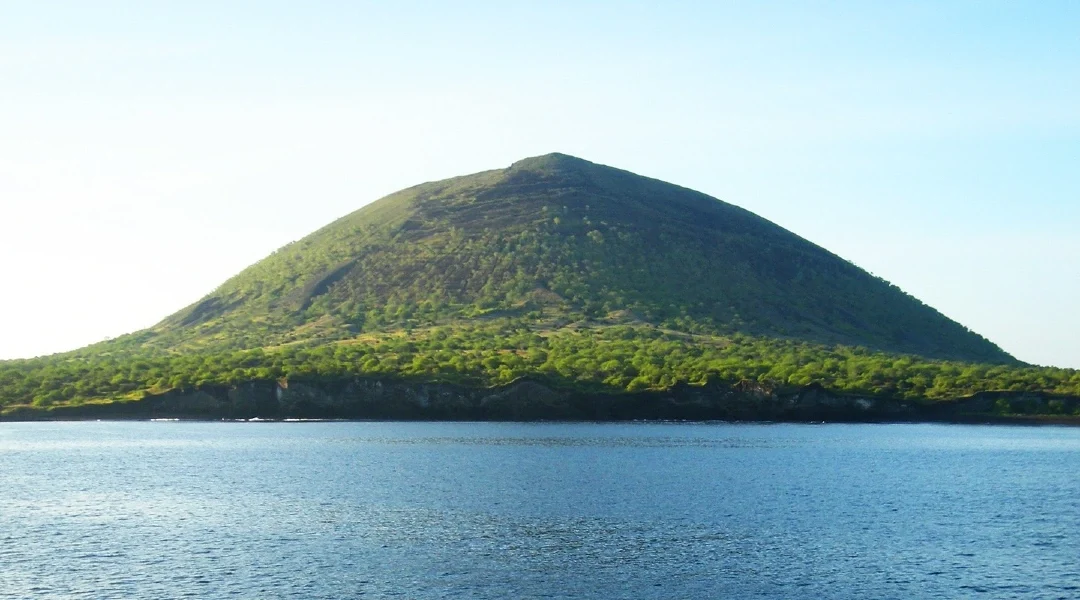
[150,153,1009,363]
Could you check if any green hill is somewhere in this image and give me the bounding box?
[147,153,1006,362]
[7,153,1080,419]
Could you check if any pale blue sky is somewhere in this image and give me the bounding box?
[2,1,1077,367]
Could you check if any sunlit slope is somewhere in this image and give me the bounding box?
[143,153,1011,363]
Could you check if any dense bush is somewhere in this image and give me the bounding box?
[2,322,1076,412]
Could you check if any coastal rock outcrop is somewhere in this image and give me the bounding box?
[9,376,1073,423]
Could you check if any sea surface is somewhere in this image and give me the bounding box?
[1,421,1078,599]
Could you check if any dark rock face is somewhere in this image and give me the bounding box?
[7,377,1076,423]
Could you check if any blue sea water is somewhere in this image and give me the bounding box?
[1,421,1078,599]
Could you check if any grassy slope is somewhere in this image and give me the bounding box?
[7,153,1069,416]
[131,153,1009,363]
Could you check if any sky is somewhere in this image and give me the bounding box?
[1,1,1078,367]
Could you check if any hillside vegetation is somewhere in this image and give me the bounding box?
[3,153,1076,417]
[142,153,1007,362]
[3,321,1079,415]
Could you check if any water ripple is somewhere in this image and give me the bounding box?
[1,422,1078,599]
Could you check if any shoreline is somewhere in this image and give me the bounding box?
[3,376,1078,425]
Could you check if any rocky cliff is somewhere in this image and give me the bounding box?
[4,377,1077,423]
